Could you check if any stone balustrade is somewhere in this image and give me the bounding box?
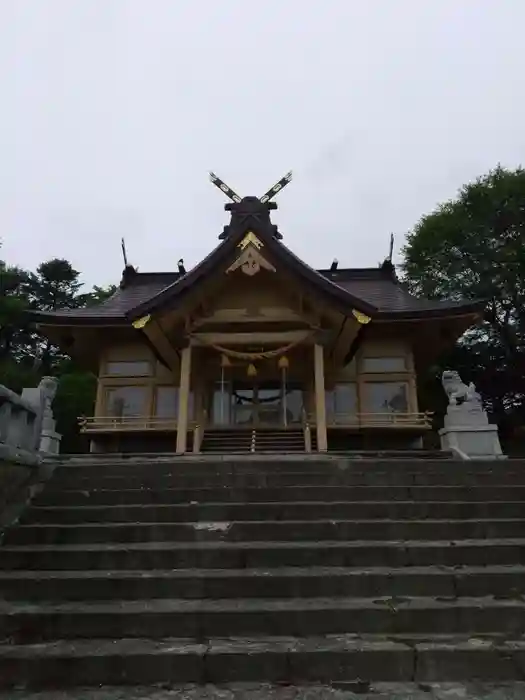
[0,378,61,525]
[0,383,45,527]
[0,384,43,466]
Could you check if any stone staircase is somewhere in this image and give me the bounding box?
[0,455,525,690]
[201,428,306,453]
[201,429,253,453]
[255,428,305,452]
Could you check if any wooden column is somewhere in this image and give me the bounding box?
[356,352,365,418]
[314,343,328,452]
[407,350,418,413]
[94,380,104,418]
[192,365,206,454]
[176,345,192,454]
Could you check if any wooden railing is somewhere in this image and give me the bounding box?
[79,416,208,453]
[79,411,433,434]
[309,412,433,429]
[79,416,178,433]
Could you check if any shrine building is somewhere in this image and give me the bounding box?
[30,173,483,454]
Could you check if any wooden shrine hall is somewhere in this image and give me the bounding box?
[30,173,482,454]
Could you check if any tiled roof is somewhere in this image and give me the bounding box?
[34,265,479,324]
[332,276,473,314]
[36,272,181,319]
[30,194,483,326]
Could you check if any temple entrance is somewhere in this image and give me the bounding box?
[233,383,282,426]
[211,380,304,428]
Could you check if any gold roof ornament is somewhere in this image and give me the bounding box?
[239,232,263,250]
[226,246,276,277]
[132,314,151,329]
[352,309,372,325]
[247,363,258,377]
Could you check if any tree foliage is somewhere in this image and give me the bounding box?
[403,165,525,441]
[26,260,85,374]
[0,246,30,362]
[84,284,118,307]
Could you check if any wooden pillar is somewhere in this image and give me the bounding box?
[94,380,105,418]
[314,343,328,452]
[194,380,205,426]
[176,345,192,454]
[407,350,418,413]
[192,365,206,454]
[356,352,365,420]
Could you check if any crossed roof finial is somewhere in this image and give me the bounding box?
[209,171,293,205]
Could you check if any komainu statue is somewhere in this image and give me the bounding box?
[439,369,504,458]
[441,370,482,407]
[38,376,59,433]
[21,375,61,454]
[39,376,58,407]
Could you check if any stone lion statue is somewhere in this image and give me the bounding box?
[441,370,481,407]
[38,376,58,408]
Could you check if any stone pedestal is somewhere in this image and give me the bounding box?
[21,379,62,456]
[439,404,505,460]
[39,419,62,455]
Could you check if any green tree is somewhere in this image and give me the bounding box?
[81,283,118,307]
[27,259,83,312]
[0,246,30,362]
[52,368,97,453]
[403,165,525,441]
[25,259,85,374]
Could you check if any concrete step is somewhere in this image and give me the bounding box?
[255,439,304,451]
[202,452,250,455]
[200,453,253,457]
[50,449,455,461]
[21,500,525,524]
[4,683,525,699]
[48,469,525,489]
[32,485,525,507]
[1,539,525,571]
[4,634,525,688]
[253,447,306,453]
[201,441,252,448]
[255,439,304,445]
[2,597,525,642]
[201,448,251,454]
[0,565,523,602]
[200,443,252,448]
[49,458,525,480]
[6,519,525,546]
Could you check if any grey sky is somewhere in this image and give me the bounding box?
[2,1,525,290]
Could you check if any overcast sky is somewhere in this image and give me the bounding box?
[1,1,525,289]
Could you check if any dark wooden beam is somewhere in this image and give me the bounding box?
[132,316,180,372]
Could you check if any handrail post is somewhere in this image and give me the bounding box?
[193,423,202,454]
[304,423,312,453]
